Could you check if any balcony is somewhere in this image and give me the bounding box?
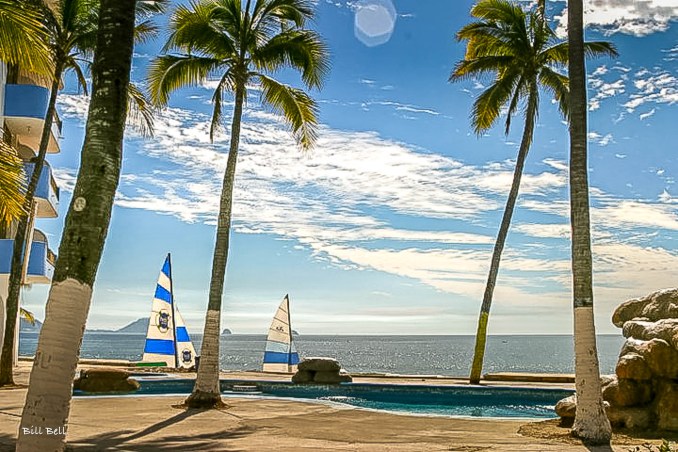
[0,230,56,284]
[23,162,59,218]
[2,84,61,154]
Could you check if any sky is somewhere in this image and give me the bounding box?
[23,0,678,335]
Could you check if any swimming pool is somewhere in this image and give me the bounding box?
[75,378,573,419]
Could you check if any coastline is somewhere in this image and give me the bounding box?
[0,361,671,451]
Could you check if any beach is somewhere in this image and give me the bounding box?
[0,362,668,451]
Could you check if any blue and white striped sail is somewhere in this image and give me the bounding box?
[174,305,196,369]
[263,294,300,373]
[141,254,196,368]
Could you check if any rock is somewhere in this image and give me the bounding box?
[76,368,139,393]
[613,297,651,328]
[623,319,678,344]
[656,383,678,431]
[555,395,576,419]
[641,339,678,379]
[292,358,351,384]
[607,405,653,430]
[313,371,352,384]
[602,377,653,407]
[291,369,314,384]
[615,353,653,381]
[614,288,678,326]
[298,357,341,373]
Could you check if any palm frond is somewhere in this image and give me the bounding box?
[165,0,238,57]
[147,54,225,106]
[257,74,319,150]
[471,72,519,134]
[252,29,330,89]
[450,55,515,82]
[134,19,160,44]
[20,308,36,326]
[0,0,53,76]
[137,0,169,16]
[252,0,314,29]
[127,83,156,137]
[539,67,569,120]
[504,76,528,135]
[209,71,237,141]
[0,141,27,225]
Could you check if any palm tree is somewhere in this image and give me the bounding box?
[148,0,329,408]
[0,0,98,387]
[0,0,163,386]
[0,0,52,75]
[567,0,612,444]
[17,0,137,449]
[449,0,616,384]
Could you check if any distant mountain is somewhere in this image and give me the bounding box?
[116,318,149,334]
[221,328,232,335]
[20,318,42,333]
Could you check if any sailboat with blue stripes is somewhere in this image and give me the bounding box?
[141,254,196,368]
[263,294,300,373]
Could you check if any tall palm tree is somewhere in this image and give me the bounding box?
[0,0,52,75]
[148,0,329,408]
[17,0,137,449]
[567,0,612,444]
[449,0,616,384]
[0,0,163,386]
[0,0,98,387]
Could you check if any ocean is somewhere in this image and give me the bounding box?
[19,333,626,376]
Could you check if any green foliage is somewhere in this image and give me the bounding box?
[0,142,27,225]
[148,0,330,150]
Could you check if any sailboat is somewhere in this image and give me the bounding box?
[141,254,197,369]
[263,294,300,373]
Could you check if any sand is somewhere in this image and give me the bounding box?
[0,363,670,451]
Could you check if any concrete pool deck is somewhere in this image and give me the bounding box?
[0,362,668,451]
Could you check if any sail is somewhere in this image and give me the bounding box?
[174,305,196,368]
[141,254,196,368]
[263,294,300,373]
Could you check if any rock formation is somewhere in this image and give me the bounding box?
[556,288,678,431]
[292,357,352,384]
[74,367,140,393]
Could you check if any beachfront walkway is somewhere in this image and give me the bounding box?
[0,365,664,451]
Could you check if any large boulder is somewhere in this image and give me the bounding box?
[292,357,352,384]
[613,288,678,326]
[656,383,678,431]
[602,376,653,407]
[615,353,652,381]
[75,367,140,393]
[298,357,341,373]
[559,288,678,432]
[641,339,678,379]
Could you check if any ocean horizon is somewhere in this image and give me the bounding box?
[19,333,625,376]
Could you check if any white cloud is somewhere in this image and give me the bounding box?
[555,0,678,37]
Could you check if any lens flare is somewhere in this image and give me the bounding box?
[354,0,397,47]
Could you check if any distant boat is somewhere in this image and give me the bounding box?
[262,294,300,373]
[141,254,196,368]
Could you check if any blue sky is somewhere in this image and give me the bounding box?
[24,0,678,335]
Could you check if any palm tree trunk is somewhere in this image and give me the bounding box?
[17,0,136,449]
[567,0,612,445]
[0,61,64,387]
[185,83,246,409]
[469,84,538,385]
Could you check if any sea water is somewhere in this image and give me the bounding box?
[19,333,625,376]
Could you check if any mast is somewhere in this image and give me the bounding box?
[286,294,292,369]
[168,253,178,368]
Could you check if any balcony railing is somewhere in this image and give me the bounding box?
[23,162,59,218]
[0,234,56,284]
[2,84,61,153]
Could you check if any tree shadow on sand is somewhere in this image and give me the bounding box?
[65,408,252,451]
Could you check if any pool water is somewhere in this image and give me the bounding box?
[75,378,573,419]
